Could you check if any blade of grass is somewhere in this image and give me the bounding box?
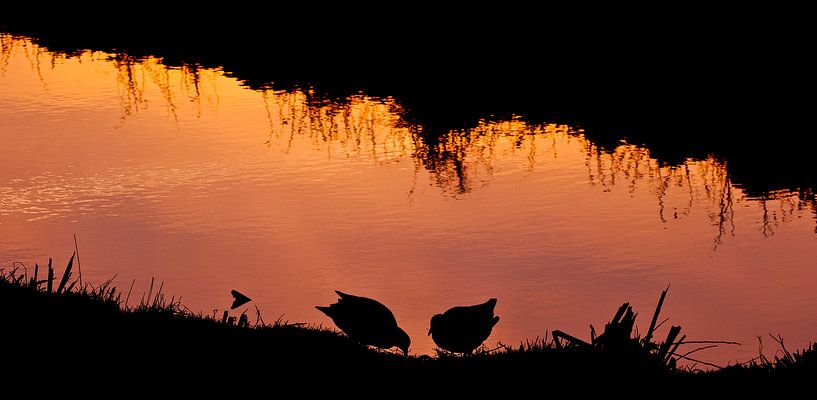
[153,281,164,308]
[73,234,83,287]
[671,353,724,369]
[677,344,718,359]
[47,258,53,293]
[658,325,682,360]
[644,285,669,344]
[66,278,78,293]
[254,305,265,327]
[665,334,686,363]
[552,330,591,348]
[144,277,155,307]
[674,340,741,345]
[31,263,39,289]
[56,252,76,294]
[611,302,629,324]
[125,278,135,308]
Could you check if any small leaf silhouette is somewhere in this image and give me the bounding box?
[230,289,252,310]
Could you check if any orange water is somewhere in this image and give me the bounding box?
[2,35,816,365]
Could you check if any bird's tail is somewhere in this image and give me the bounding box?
[485,298,498,312]
[335,290,356,300]
[315,305,334,318]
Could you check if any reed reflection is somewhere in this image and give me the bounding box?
[2,33,815,242]
[259,89,412,161]
[250,84,815,244]
[112,54,147,122]
[112,57,216,125]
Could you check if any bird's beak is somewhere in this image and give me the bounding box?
[427,328,432,336]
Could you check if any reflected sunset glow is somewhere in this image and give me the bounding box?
[2,34,816,365]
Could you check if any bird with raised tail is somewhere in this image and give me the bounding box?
[429,298,500,354]
[316,290,410,356]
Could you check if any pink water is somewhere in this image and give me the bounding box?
[2,35,816,365]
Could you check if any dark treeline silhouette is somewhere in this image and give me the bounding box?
[2,13,815,198]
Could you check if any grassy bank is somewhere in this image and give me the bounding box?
[2,256,815,394]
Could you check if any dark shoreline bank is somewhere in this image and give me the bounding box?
[2,257,815,393]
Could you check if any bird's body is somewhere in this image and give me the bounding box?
[316,291,410,355]
[429,298,500,354]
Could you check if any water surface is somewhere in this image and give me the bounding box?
[2,35,816,364]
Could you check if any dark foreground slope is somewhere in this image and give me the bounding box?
[2,259,815,396]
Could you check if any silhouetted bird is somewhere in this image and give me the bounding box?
[429,298,500,354]
[316,291,410,356]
